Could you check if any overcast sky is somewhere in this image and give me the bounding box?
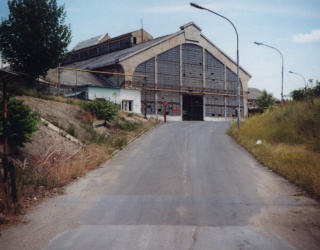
[1,0,319,99]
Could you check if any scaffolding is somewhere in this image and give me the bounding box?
[132,43,244,118]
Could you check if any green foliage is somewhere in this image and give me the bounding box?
[291,80,320,101]
[84,125,108,144]
[291,89,305,101]
[3,82,30,96]
[228,98,320,197]
[16,164,58,189]
[113,136,128,149]
[256,90,276,110]
[229,98,320,152]
[0,0,72,81]
[81,100,119,122]
[0,96,39,146]
[66,123,77,137]
[116,120,142,131]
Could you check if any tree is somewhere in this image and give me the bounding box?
[256,90,276,110]
[291,80,320,101]
[0,96,39,147]
[291,89,305,101]
[0,0,71,81]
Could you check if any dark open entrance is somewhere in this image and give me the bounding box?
[182,95,203,121]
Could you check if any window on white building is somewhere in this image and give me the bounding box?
[122,100,133,112]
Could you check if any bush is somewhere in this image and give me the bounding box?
[81,100,119,122]
[84,125,108,144]
[4,82,30,96]
[291,80,320,101]
[66,123,77,137]
[0,96,39,146]
[113,136,128,149]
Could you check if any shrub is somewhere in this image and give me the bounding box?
[113,136,128,149]
[291,80,320,101]
[84,125,108,144]
[81,100,119,122]
[66,123,77,137]
[0,96,39,146]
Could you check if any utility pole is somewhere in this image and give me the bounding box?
[2,78,8,182]
[144,61,147,118]
[1,76,18,203]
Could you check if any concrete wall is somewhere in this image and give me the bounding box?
[87,87,141,114]
[87,87,120,103]
[120,89,141,113]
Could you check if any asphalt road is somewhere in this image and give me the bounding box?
[1,122,320,249]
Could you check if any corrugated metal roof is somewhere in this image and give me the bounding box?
[64,35,171,70]
[51,22,252,86]
[64,90,85,97]
[48,35,170,86]
[45,66,104,86]
[73,34,106,51]
[248,88,263,100]
[0,66,28,79]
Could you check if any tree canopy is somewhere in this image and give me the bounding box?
[291,80,320,101]
[256,90,276,110]
[0,0,72,81]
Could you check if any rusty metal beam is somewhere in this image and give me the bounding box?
[55,67,148,88]
[124,85,248,98]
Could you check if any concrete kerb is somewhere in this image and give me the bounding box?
[40,117,83,146]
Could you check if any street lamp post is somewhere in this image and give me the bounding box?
[289,70,307,88]
[254,41,284,102]
[190,2,241,128]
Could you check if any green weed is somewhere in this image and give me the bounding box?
[228,98,320,197]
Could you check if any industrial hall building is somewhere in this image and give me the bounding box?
[46,22,251,121]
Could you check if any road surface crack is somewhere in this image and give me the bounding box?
[189,228,198,250]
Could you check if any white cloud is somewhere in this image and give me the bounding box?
[292,29,320,43]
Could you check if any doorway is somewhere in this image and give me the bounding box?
[182,95,203,121]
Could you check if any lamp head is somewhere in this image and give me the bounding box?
[190,2,205,10]
[254,41,263,45]
[289,71,293,73]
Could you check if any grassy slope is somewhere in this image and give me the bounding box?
[228,98,320,197]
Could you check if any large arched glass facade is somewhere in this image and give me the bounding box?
[133,43,243,118]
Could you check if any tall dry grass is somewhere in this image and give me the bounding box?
[228,98,320,197]
[1,117,159,225]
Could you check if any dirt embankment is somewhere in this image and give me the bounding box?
[1,96,157,227]
[15,96,86,159]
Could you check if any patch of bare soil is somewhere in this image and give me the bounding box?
[15,96,85,158]
[255,204,320,249]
